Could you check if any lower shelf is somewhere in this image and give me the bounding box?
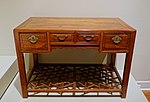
[27,64,122,97]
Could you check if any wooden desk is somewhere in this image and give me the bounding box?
[14,17,136,98]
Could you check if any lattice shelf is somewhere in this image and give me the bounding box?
[27,64,122,97]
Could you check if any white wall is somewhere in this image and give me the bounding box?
[0,0,150,81]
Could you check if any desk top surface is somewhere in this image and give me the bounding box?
[15,17,135,32]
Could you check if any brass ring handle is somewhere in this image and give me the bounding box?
[28,35,38,44]
[57,35,68,41]
[112,36,122,44]
[83,35,94,41]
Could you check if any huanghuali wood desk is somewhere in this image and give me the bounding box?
[14,17,136,98]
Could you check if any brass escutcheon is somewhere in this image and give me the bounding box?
[56,35,68,41]
[28,35,38,44]
[112,35,122,44]
[83,35,94,41]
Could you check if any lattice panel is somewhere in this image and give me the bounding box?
[27,64,122,96]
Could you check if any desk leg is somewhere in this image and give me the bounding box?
[111,53,116,66]
[121,53,133,98]
[121,32,136,98]
[33,53,39,67]
[16,52,28,98]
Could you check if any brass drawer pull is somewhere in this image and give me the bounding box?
[83,35,94,41]
[112,36,122,44]
[57,35,68,41]
[28,35,38,44]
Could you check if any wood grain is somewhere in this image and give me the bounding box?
[15,17,135,32]
[143,90,150,102]
[13,17,136,98]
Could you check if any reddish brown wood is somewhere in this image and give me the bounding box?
[33,53,38,66]
[27,89,122,92]
[111,53,116,66]
[102,33,130,52]
[15,17,135,32]
[13,17,136,98]
[121,31,136,98]
[20,32,48,53]
[27,64,122,96]
[50,33,74,42]
[14,31,28,98]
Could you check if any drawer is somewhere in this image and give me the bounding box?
[102,33,130,51]
[50,33,74,42]
[20,33,48,52]
[77,32,100,44]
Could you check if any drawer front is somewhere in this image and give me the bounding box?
[102,33,130,51]
[20,33,48,52]
[77,32,100,44]
[50,33,74,42]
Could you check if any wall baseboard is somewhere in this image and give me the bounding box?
[137,81,150,90]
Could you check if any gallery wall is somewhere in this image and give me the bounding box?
[0,0,150,81]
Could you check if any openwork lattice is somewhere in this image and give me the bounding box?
[27,64,122,96]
